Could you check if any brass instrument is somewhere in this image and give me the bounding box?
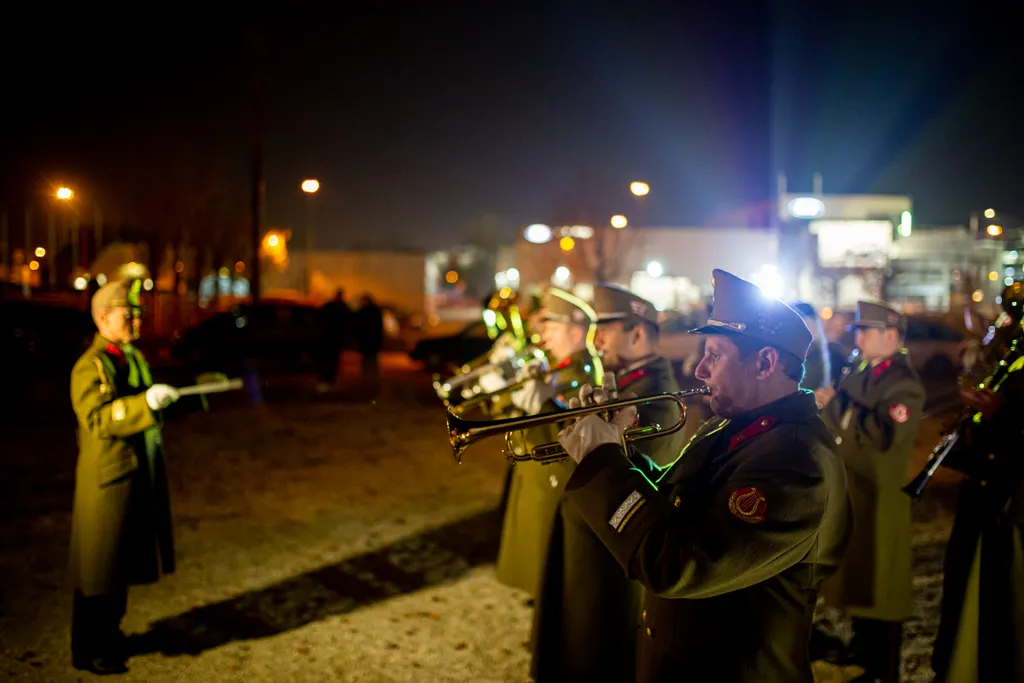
[903,314,1024,501]
[447,386,712,465]
[448,362,557,417]
[439,347,549,412]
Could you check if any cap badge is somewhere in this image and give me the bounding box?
[630,301,647,316]
[571,309,585,323]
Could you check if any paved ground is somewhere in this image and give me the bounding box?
[0,353,963,682]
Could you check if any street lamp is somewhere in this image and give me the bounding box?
[630,181,649,197]
[301,179,319,297]
[610,215,628,229]
[56,187,73,200]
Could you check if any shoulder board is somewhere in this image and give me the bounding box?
[728,416,778,451]
[618,366,649,389]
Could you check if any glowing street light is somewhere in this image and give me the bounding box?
[301,179,320,193]
[445,270,459,284]
[610,215,628,229]
[34,247,46,258]
[559,236,575,252]
[984,208,996,219]
[987,224,1003,237]
[630,181,650,197]
[56,187,74,200]
[646,261,663,277]
[267,234,280,247]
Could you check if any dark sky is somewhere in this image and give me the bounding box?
[1,3,1020,253]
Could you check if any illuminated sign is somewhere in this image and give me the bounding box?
[787,197,825,219]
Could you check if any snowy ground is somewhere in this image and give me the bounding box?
[0,353,961,682]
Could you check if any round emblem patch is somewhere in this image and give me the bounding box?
[889,403,909,424]
[727,486,767,524]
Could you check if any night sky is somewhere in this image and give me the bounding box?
[1,3,1020,253]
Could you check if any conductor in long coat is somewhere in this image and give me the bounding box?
[68,279,182,675]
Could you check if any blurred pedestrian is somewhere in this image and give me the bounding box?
[317,288,351,393]
[69,280,181,675]
[354,293,384,394]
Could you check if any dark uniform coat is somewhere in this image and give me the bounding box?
[496,349,640,682]
[618,355,686,467]
[932,357,1024,682]
[68,335,175,596]
[819,350,924,621]
[564,390,852,683]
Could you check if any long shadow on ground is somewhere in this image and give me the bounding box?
[128,507,503,658]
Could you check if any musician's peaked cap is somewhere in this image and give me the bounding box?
[92,279,143,310]
[689,269,812,360]
[592,283,659,326]
[540,287,596,326]
[854,301,906,331]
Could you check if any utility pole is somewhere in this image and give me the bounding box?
[248,29,267,303]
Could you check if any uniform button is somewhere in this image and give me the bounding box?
[642,610,647,621]
[988,453,996,461]
[673,497,682,508]
[760,419,770,427]
[735,435,744,442]
[645,627,653,638]
[835,436,842,445]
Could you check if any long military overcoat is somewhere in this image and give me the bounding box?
[68,335,175,596]
[819,350,925,621]
[495,349,640,682]
[564,390,852,682]
[932,357,1024,682]
[618,356,686,468]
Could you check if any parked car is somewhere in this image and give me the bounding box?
[172,302,322,374]
[838,314,970,380]
[1,300,95,412]
[408,319,494,372]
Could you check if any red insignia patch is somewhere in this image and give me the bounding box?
[728,486,767,524]
[889,403,909,423]
[618,367,649,389]
[871,358,894,378]
[105,343,124,361]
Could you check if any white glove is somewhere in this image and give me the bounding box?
[515,357,547,381]
[557,372,638,464]
[146,384,180,411]
[510,378,557,415]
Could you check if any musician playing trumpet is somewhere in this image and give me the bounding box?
[813,301,925,682]
[592,284,686,466]
[495,287,639,682]
[931,283,1024,682]
[553,269,852,683]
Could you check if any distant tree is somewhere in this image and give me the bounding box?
[463,213,504,296]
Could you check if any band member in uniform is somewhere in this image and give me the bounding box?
[592,283,685,466]
[814,301,925,682]
[555,269,852,682]
[496,288,638,682]
[69,280,182,674]
[931,284,1024,682]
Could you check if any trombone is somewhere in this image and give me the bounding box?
[447,386,711,464]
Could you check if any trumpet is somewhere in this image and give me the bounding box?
[448,364,553,415]
[432,363,501,401]
[447,386,712,465]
